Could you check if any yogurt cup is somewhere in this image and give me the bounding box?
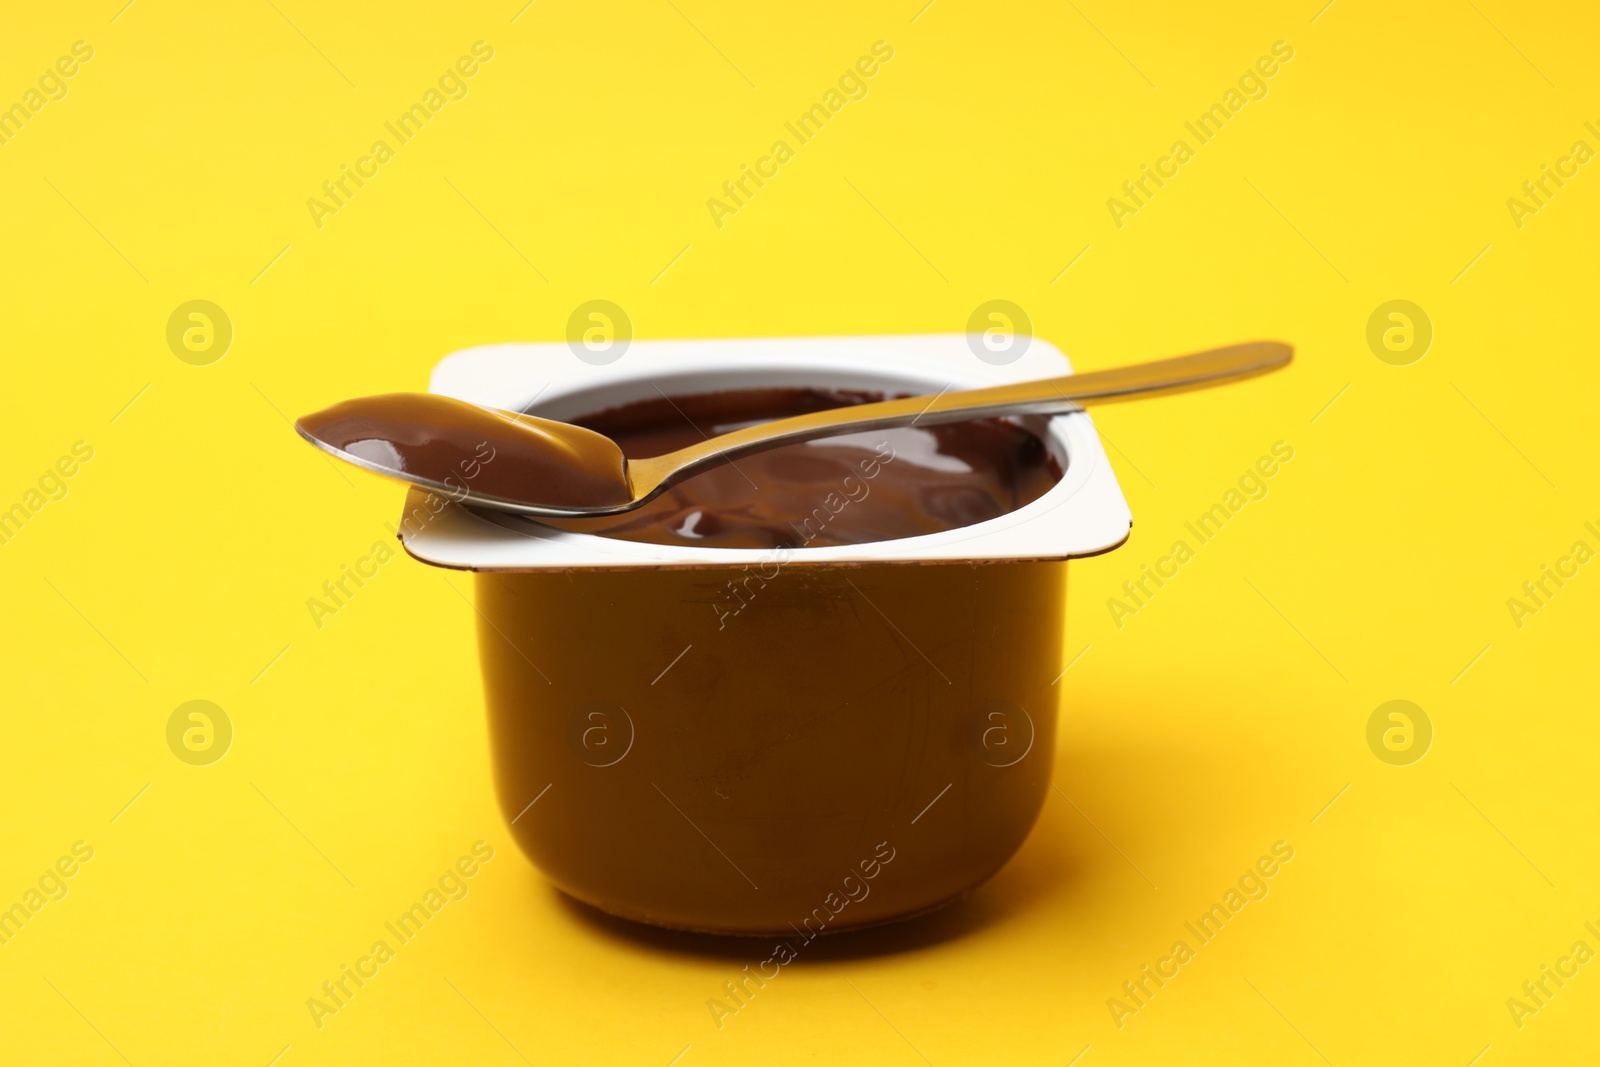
[401,335,1132,935]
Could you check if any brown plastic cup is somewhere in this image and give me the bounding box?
[402,336,1131,935]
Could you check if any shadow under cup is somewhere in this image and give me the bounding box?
[401,337,1132,937]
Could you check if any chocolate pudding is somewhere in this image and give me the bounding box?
[541,388,1063,548]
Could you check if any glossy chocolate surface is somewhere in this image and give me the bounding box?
[541,388,1063,548]
[296,393,633,508]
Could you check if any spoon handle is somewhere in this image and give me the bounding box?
[630,340,1291,495]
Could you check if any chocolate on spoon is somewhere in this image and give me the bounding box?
[297,393,633,509]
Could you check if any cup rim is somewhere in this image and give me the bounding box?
[397,335,1133,571]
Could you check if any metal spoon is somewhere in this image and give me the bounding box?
[295,340,1291,518]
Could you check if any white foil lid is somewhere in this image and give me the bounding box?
[399,335,1132,570]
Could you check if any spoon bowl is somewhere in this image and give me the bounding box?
[296,393,635,512]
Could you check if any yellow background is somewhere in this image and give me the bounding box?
[2,0,1596,1063]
